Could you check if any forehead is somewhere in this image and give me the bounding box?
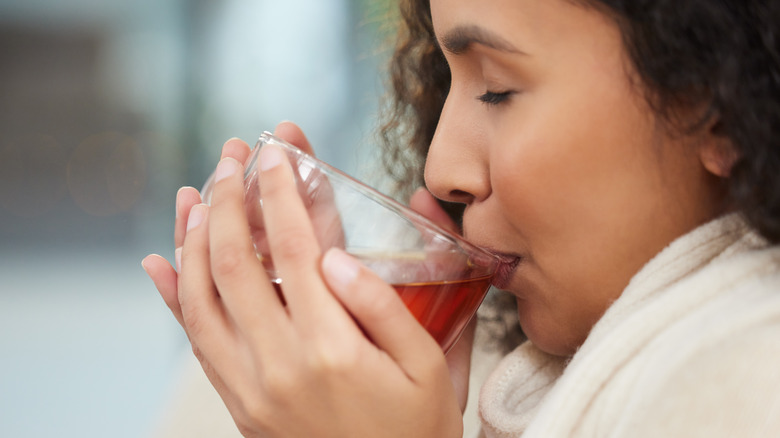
[429,0,615,55]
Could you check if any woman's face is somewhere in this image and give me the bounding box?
[426,0,726,356]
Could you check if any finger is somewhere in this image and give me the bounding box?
[321,248,442,373]
[180,204,272,410]
[273,121,314,155]
[221,137,257,247]
[270,122,344,252]
[445,317,475,412]
[179,203,259,386]
[257,145,347,330]
[409,187,459,233]
[207,157,290,339]
[220,137,252,163]
[178,204,229,346]
[142,253,184,327]
[175,186,202,249]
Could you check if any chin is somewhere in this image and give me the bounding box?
[516,301,582,358]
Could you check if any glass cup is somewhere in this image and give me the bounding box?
[201,132,499,353]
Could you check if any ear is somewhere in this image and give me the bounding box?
[699,120,739,178]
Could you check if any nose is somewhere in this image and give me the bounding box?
[424,92,491,205]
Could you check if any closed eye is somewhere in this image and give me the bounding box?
[477,90,514,106]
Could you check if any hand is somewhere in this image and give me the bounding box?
[142,121,314,326]
[409,188,475,413]
[144,123,464,437]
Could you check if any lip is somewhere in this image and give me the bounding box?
[462,228,523,288]
[484,250,522,289]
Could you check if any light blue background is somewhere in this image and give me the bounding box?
[0,1,388,436]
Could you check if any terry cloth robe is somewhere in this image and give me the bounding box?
[478,213,780,437]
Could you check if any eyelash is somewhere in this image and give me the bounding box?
[477,90,513,106]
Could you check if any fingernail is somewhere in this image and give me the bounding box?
[176,187,185,218]
[259,145,283,171]
[176,186,196,218]
[322,248,360,290]
[187,204,206,231]
[215,158,238,183]
[174,248,182,271]
[141,256,151,274]
[274,120,293,133]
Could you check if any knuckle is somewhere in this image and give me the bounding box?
[307,340,359,375]
[181,303,207,338]
[233,370,290,432]
[239,395,274,429]
[210,242,247,277]
[259,363,304,403]
[269,227,317,262]
[235,420,273,438]
[353,281,401,322]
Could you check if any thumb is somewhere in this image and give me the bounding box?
[320,248,443,372]
[409,188,459,233]
[273,121,315,156]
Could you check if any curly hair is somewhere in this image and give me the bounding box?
[378,0,524,351]
[377,0,448,201]
[594,0,780,242]
[378,0,780,351]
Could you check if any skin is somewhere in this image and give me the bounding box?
[426,0,727,356]
[142,0,732,435]
[143,122,467,437]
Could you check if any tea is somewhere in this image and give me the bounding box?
[393,275,492,352]
[271,275,492,353]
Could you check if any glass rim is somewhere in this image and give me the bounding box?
[248,131,501,268]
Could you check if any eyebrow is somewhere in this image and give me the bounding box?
[439,25,525,55]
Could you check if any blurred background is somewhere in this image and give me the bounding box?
[0,0,395,436]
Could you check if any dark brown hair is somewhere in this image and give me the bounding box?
[378,0,780,350]
[380,0,780,239]
[378,0,524,350]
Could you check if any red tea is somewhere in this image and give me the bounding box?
[393,275,492,352]
[271,275,492,353]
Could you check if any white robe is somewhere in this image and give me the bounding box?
[478,214,780,437]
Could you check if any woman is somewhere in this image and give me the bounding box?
[143,0,780,436]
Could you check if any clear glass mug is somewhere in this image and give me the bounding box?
[201,132,499,353]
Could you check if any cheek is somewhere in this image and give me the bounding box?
[490,100,663,284]
[489,128,616,243]
[486,99,667,354]
[489,78,663,241]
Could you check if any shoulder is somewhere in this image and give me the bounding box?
[616,254,780,437]
[624,320,780,437]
